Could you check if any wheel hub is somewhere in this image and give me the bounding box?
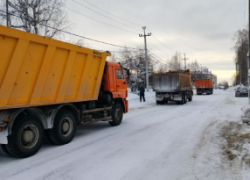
[62,121,70,133]
[22,130,34,144]
[115,109,122,119]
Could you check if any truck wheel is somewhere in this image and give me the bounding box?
[109,103,123,126]
[6,116,43,158]
[178,96,184,105]
[156,100,162,105]
[0,144,11,156]
[188,95,193,102]
[48,110,76,145]
[183,94,187,104]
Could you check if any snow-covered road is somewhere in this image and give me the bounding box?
[1,88,250,180]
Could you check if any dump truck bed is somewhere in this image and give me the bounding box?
[195,79,213,89]
[0,25,110,110]
[152,73,192,92]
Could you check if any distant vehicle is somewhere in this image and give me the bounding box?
[152,70,193,105]
[195,79,213,95]
[219,86,225,89]
[235,86,248,97]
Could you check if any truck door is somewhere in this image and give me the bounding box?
[115,67,127,98]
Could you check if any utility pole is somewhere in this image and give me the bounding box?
[139,26,151,92]
[240,48,242,85]
[6,0,9,27]
[248,0,250,102]
[183,53,188,70]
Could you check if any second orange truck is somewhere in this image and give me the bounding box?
[195,79,213,95]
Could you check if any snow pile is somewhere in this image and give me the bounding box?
[241,105,250,123]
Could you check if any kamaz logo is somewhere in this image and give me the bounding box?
[93,51,101,56]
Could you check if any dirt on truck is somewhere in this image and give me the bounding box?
[0,25,128,158]
[152,70,193,105]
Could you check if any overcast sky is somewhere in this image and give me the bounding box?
[65,0,246,84]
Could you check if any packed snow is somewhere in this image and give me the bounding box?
[1,88,250,180]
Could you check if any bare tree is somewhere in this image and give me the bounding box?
[231,73,236,86]
[67,36,87,47]
[119,47,156,74]
[110,54,117,62]
[157,64,168,73]
[0,0,69,38]
[167,51,182,71]
[233,28,249,85]
[187,60,200,71]
[118,47,158,89]
[119,46,137,73]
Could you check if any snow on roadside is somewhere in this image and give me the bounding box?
[2,87,250,180]
[127,89,156,111]
[213,88,250,179]
[127,87,250,179]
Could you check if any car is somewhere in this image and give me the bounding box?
[235,86,248,97]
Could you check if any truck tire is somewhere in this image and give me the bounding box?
[156,100,162,105]
[109,103,123,126]
[6,116,44,158]
[48,110,76,145]
[188,95,192,102]
[178,95,185,105]
[0,144,11,156]
[183,94,187,104]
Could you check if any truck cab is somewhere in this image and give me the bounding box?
[103,61,128,113]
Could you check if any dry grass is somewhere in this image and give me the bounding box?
[221,122,250,166]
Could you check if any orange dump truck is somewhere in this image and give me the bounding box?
[0,25,128,158]
[195,79,213,95]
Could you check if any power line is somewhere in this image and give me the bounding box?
[148,51,168,65]
[110,49,168,65]
[151,35,170,50]
[65,7,137,35]
[147,28,178,56]
[0,10,138,50]
[1,9,169,64]
[110,50,140,53]
[71,0,140,32]
[79,0,142,27]
[144,34,176,57]
[73,0,178,57]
